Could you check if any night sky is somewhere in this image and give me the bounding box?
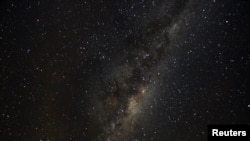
[1,0,250,141]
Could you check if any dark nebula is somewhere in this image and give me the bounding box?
[0,0,250,141]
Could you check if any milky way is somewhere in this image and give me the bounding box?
[94,4,190,140]
[94,1,192,140]
[1,0,249,141]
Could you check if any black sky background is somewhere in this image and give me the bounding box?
[1,0,250,141]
